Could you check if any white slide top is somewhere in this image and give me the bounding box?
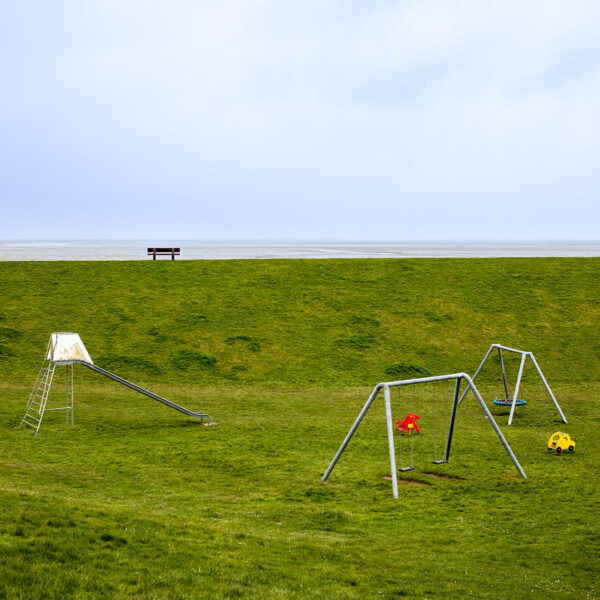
[46,332,93,364]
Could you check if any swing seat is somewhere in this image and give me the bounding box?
[493,398,526,406]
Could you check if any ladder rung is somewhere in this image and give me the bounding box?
[23,420,39,429]
[25,414,41,422]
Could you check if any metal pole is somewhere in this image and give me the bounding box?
[494,344,528,354]
[66,365,69,425]
[71,363,74,429]
[459,344,495,404]
[463,375,527,478]
[383,385,399,499]
[498,347,511,400]
[443,377,461,461]
[75,360,209,419]
[528,353,567,423]
[508,352,527,426]
[321,385,381,482]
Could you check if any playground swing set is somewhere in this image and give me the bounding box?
[458,343,567,426]
[321,344,572,498]
[321,372,528,499]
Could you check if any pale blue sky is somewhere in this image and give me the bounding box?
[1,1,599,241]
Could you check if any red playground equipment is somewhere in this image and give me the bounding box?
[395,413,420,435]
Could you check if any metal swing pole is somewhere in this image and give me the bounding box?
[321,384,382,483]
[459,344,495,403]
[383,385,399,499]
[528,352,567,424]
[441,377,461,462]
[462,374,526,479]
[508,352,527,426]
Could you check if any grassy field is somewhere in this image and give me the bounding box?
[0,258,599,599]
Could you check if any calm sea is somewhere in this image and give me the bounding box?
[1,240,599,261]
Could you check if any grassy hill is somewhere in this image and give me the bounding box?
[0,258,599,599]
[1,258,599,385]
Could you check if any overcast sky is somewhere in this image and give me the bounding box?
[1,1,599,241]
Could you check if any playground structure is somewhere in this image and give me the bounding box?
[20,333,210,435]
[548,432,576,455]
[395,413,420,435]
[321,372,526,499]
[459,343,567,426]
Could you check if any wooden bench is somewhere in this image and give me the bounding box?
[147,247,180,260]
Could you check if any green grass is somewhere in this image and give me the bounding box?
[0,259,599,599]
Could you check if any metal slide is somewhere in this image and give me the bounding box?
[72,360,210,421]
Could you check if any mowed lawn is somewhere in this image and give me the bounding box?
[0,258,599,599]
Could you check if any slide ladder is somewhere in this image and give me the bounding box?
[21,360,56,435]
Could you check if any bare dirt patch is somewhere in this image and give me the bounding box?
[383,476,430,486]
[422,472,465,480]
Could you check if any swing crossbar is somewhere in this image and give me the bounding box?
[321,372,526,499]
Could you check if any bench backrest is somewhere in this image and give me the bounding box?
[147,247,181,260]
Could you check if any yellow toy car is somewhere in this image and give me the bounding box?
[547,432,576,455]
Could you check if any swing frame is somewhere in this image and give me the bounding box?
[321,372,526,499]
[458,343,567,426]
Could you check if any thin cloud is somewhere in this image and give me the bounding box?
[0,1,599,239]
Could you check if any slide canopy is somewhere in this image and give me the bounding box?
[46,332,93,365]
